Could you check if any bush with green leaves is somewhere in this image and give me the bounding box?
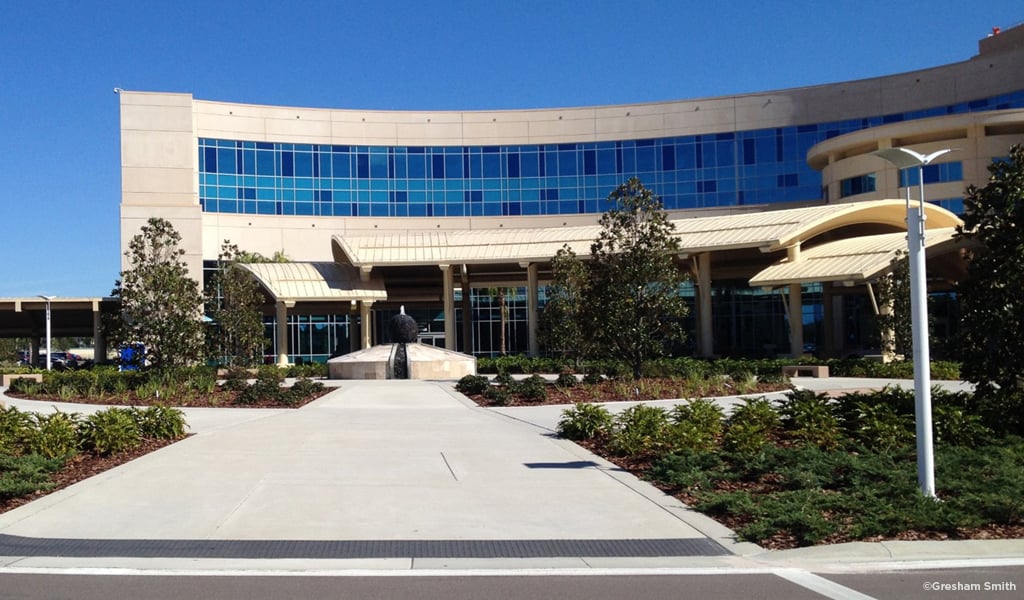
[492,371,515,388]
[555,372,578,388]
[668,398,724,451]
[0,406,35,455]
[128,405,187,440]
[7,376,42,396]
[514,374,549,402]
[483,385,511,406]
[776,389,842,450]
[0,454,62,501]
[455,374,490,396]
[80,408,141,455]
[850,402,914,453]
[557,403,614,441]
[608,404,671,457]
[722,397,779,456]
[287,377,325,402]
[931,403,990,447]
[27,411,82,459]
[236,370,284,405]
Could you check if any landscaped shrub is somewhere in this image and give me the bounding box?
[287,377,325,402]
[932,403,991,447]
[555,372,578,388]
[483,386,511,406]
[776,389,842,450]
[515,374,548,402]
[0,406,34,455]
[128,406,187,440]
[80,408,142,455]
[455,374,490,396]
[850,402,914,453]
[723,397,779,456]
[0,454,62,501]
[557,403,614,441]
[492,371,515,388]
[236,370,284,405]
[609,404,671,457]
[668,398,724,451]
[6,376,42,395]
[27,411,82,459]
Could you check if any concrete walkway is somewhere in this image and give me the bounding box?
[0,378,1021,574]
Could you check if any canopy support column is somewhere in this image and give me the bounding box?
[695,253,714,358]
[360,300,374,349]
[92,301,107,365]
[461,265,473,353]
[440,265,456,351]
[276,300,295,366]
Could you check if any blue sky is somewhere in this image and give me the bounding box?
[2,1,1021,298]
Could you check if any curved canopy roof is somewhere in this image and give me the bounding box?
[238,262,386,303]
[749,227,964,287]
[331,200,962,268]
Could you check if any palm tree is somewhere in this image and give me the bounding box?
[484,287,515,355]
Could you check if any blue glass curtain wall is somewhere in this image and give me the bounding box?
[199,90,1024,218]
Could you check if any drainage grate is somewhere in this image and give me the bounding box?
[0,535,729,559]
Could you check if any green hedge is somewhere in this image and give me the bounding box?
[476,355,961,380]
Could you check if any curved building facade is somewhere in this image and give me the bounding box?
[119,25,1024,362]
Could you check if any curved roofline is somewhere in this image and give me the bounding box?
[776,200,963,250]
[162,43,991,117]
[326,200,962,269]
[237,261,386,303]
[750,227,967,287]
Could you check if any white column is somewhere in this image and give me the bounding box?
[440,264,456,351]
[275,300,295,366]
[696,253,713,358]
[360,300,374,349]
[460,265,473,353]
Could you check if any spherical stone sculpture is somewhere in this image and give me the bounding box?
[390,305,419,343]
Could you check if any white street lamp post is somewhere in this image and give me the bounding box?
[38,295,55,371]
[873,147,952,499]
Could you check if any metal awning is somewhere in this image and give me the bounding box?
[237,262,387,303]
[749,227,963,287]
[330,200,963,267]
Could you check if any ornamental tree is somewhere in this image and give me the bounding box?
[207,240,267,367]
[539,244,597,369]
[589,178,689,378]
[955,145,1024,409]
[875,250,912,359]
[109,218,205,370]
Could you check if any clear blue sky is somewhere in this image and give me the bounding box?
[2,1,1021,298]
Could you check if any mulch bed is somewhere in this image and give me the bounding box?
[0,437,183,515]
[4,389,330,409]
[465,378,789,407]
[577,437,1024,550]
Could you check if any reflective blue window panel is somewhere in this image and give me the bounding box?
[197,90,1024,217]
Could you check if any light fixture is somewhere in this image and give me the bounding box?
[38,295,55,371]
[872,147,953,498]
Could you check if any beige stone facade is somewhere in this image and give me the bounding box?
[115,25,1024,363]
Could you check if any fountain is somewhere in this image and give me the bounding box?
[327,306,477,380]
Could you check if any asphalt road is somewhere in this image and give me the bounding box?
[1,567,1020,600]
